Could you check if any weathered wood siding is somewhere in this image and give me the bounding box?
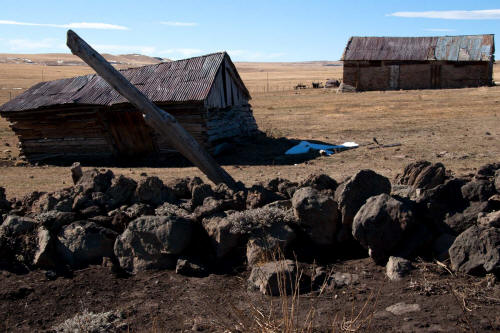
[205,59,249,108]
[343,60,493,91]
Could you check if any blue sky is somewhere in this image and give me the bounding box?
[0,0,499,61]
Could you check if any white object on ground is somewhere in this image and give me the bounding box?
[285,141,358,155]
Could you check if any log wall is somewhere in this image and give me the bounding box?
[3,101,259,162]
[343,60,493,91]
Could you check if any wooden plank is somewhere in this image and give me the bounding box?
[66,30,235,188]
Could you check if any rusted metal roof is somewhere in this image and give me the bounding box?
[341,35,494,62]
[0,52,250,112]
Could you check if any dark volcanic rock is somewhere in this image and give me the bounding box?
[248,260,297,296]
[398,161,446,190]
[191,184,214,208]
[335,169,391,228]
[449,225,500,275]
[35,211,77,232]
[416,178,468,231]
[292,187,339,246]
[300,174,338,192]
[105,175,137,209]
[134,176,171,207]
[444,201,490,235]
[461,180,496,202]
[352,194,418,264]
[114,215,193,273]
[474,162,500,180]
[56,221,118,268]
[77,169,114,193]
[246,185,282,209]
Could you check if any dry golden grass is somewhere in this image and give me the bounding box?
[0,59,499,198]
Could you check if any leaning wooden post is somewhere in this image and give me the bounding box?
[66,30,236,188]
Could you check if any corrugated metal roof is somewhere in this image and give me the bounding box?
[0,52,250,112]
[341,35,494,62]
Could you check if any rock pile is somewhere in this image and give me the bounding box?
[0,160,499,295]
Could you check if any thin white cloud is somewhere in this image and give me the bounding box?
[226,49,286,61]
[159,48,203,57]
[7,38,66,51]
[424,28,456,32]
[160,21,198,27]
[0,19,128,30]
[94,44,157,55]
[389,9,500,20]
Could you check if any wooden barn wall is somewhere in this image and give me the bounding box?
[150,103,208,155]
[439,62,491,88]
[205,60,249,109]
[4,106,115,161]
[343,60,492,91]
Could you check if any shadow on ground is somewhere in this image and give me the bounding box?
[17,133,356,168]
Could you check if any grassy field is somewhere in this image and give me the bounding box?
[0,57,499,198]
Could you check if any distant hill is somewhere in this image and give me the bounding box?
[0,53,170,67]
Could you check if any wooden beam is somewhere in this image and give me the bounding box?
[66,30,236,188]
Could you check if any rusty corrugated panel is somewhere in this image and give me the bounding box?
[0,52,250,112]
[342,35,494,62]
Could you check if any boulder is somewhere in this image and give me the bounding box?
[168,177,201,199]
[35,211,77,232]
[386,256,412,281]
[335,170,391,228]
[155,202,190,218]
[193,197,232,220]
[114,215,193,273]
[124,203,154,220]
[33,227,57,268]
[444,201,489,235]
[416,178,468,231]
[352,194,417,264]
[461,180,496,202]
[202,216,242,259]
[77,169,114,193]
[246,223,296,266]
[292,187,339,246]
[191,184,214,208]
[134,176,171,207]
[0,215,36,235]
[397,161,446,190]
[277,180,299,199]
[475,162,500,180]
[300,174,338,192]
[248,260,297,296]
[105,175,137,209]
[478,211,500,228]
[449,225,500,275]
[246,185,282,209]
[56,222,118,268]
[70,162,83,184]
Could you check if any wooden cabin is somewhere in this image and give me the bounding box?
[341,35,494,91]
[0,52,258,163]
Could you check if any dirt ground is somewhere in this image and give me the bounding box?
[0,59,500,332]
[1,258,499,332]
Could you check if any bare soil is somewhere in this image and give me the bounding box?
[1,258,499,332]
